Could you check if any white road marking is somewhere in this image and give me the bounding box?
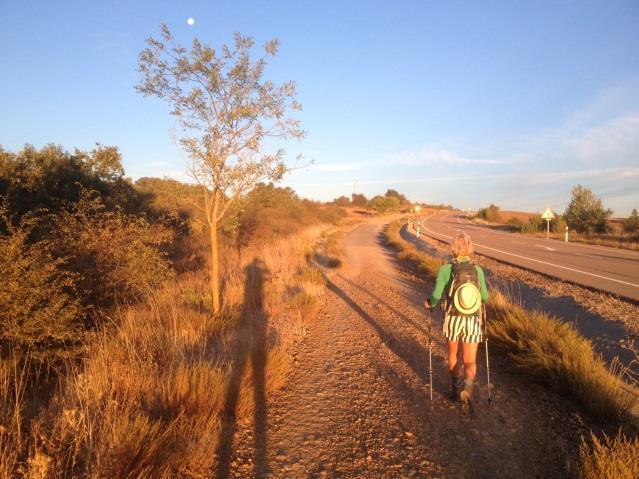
[419,217,639,290]
[535,244,557,252]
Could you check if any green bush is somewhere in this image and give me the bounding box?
[0,207,85,356]
[53,193,175,307]
[368,195,400,213]
[477,204,501,222]
[623,209,639,239]
[351,193,368,207]
[564,185,612,234]
[237,183,344,246]
[0,144,144,222]
[519,214,565,234]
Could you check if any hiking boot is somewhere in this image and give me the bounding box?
[460,379,474,414]
[450,376,462,400]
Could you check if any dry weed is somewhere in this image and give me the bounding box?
[14,224,329,477]
[579,431,639,479]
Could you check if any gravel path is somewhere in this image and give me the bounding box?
[222,218,595,478]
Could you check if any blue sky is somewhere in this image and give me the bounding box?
[1,1,638,215]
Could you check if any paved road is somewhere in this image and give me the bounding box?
[417,213,639,302]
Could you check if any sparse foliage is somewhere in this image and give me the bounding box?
[564,185,612,234]
[137,25,305,313]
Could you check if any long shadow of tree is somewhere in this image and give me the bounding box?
[214,258,269,478]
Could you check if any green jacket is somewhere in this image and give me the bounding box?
[428,259,489,310]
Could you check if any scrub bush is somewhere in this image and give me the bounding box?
[0,209,85,356]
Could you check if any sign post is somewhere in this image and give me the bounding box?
[541,208,555,240]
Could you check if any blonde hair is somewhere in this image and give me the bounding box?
[451,231,473,258]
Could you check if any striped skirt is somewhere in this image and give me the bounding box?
[443,314,483,343]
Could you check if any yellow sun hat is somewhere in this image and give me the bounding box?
[453,282,481,315]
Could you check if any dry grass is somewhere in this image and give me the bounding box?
[0,357,27,479]
[385,219,443,281]
[530,231,639,251]
[579,431,639,479]
[1,225,328,478]
[486,291,632,422]
[312,227,349,269]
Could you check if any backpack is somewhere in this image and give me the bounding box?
[445,261,481,317]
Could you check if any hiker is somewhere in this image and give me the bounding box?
[425,231,489,410]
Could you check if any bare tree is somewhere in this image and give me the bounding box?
[137,25,305,314]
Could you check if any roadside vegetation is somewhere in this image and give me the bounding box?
[333,189,414,214]
[384,218,639,478]
[0,143,349,477]
[474,186,639,250]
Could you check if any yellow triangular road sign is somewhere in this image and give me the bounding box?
[541,207,555,220]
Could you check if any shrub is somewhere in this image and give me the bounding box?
[53,193,175,307]
[623,209,639,239]
[477,204,501,222]
[564,185,612,234]
[332,195,350,207]
[0,144,143,221]
[351,193,368,207]
[368,195,400,213]
[0,207,85,356]
[237,183,344,246]
[506,217,524,232]
[552,215,567,233]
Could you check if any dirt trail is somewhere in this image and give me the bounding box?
[224,218,594,478]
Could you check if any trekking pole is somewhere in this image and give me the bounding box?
[483,304,492,407]
[428,308,433,401]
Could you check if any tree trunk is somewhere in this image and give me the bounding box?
[209,218,221,314]
[205,187,222,315]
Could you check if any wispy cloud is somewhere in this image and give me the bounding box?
[382,147,506,167]
[310,162,359,172]
[561,114,639,165]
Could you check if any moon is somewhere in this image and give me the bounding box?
[187,17,195,26]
